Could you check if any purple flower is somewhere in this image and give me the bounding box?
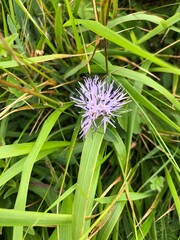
[71,76,128,137]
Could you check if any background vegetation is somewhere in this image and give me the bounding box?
[0,0,179,239]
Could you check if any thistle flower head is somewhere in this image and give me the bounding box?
[71,75,128,137]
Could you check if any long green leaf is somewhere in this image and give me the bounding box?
[137,12,180,44]
[165,167,180,218]
[72,126,104,239]
[95,191,154,204]
[112,67,180,111]
[75,19,180,75]
[0,53,92,69]
[13,105,69,240]
[0,141,69,158]
[0,209,71,226]
[108,12,163,28]
[96,202,126,240]
[0,148,67,187]
[114,75,180,132]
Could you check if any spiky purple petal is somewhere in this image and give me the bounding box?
[71,76,128,137]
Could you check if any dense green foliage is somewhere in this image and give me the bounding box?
[0,0,179,239]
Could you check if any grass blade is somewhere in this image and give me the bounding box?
[75,19,180,75]
[72,126,104,239]
[13,105,70,240]
[0,209,71,226]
